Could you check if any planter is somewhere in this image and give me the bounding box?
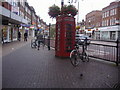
[48,4,78,18]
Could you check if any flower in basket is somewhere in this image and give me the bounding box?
[61,5,78,17]
[61,5,69,15]
[48,5,60,18]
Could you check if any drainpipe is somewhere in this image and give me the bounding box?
[116,38,119,66]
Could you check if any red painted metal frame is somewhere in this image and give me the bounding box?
[55,16,76,58]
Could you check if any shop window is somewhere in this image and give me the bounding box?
[2,26,8,40]
[110,31,116,40]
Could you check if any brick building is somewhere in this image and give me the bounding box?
[102,0,120,26]
[99,0,120,40]
[85,10,102,37]
[1,0,47,43]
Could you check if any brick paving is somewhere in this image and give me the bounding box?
[2,39,119,88]
[2,37,34,56]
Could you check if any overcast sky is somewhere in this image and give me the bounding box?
[27,0,115,25]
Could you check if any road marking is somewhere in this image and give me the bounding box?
[88,49,110,56]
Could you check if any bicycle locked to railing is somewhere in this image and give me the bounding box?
[70,40,89,67]
[31,38,45,50]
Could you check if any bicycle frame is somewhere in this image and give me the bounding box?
[70,42,89,67]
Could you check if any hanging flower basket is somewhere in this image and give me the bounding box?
[48,5,60,18]
[48,4,78,18]
[61,5,78,17]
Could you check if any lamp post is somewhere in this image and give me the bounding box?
[48,23,51,50]
[77,0,79,25]
[68,0,80,25]
[61,0,64,8]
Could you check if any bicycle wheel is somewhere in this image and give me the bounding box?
[70,50,80,67]
[31,42,37,48]
[82,52,89,62]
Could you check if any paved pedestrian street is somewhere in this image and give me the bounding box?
[2,40,118,88]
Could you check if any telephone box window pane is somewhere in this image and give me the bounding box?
[65,24,73,52]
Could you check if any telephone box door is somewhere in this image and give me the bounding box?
[55,16,75,57]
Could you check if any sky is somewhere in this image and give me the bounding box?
[27,0,116,25]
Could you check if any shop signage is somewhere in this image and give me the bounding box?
[12,6,19,15]
[99,25,120,31]
[38,29,43,31]
[21,24,30,27]
[88,29,91,31]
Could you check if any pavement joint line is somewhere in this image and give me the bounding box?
[89,57,117,66]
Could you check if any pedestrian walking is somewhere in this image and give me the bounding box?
[84,37,88,50]
[24,32,28,41]
[36,32,44,50]
[2,29,4,44]
[89,34,91,37]
[18,31,21,41]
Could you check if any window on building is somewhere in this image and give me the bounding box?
[104,12,106,18]
[110,9,112,16]
[102,21,103,26]
[114,8,117,15]
[114,18,116,25]
[111,18,113,25]
[107,11,109,17]
[111,10,113,16]
[107,19,109,26]
[113,9,115,15]
[102,20,105,26]
[102,13,104,18]
[110,19,112,26]
[105,20,107,26]
[111,17,116,25]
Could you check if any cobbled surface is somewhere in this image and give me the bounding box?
[2,42,119,88]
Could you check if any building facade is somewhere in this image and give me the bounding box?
[1,0,47,43]
[85,10,102,38]
[100,0,120,40]
[84,0,120,40]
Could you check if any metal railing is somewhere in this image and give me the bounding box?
[44,38,120,66]
[85,39,120,66]
[117,39,120,66]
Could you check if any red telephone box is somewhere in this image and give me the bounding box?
[55,16,76,58]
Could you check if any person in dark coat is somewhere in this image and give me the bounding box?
[18,31,21,41]
[24,32,28,41]
[2,29,4,44]
[37,32,44,50]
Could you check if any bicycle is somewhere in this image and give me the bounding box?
[37,40,45,50]
[31,39,37,48]
[31,39,45,50]
[70,42,89,67]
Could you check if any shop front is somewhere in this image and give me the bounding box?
[100,31,110,40]
[2,25,11,43]
[85,29,92,37]
[2,25,19,43]
[99,25,120,41]
[95,31,100,40]
[12,26,19,41]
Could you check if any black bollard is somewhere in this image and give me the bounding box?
[48,36,50,50]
